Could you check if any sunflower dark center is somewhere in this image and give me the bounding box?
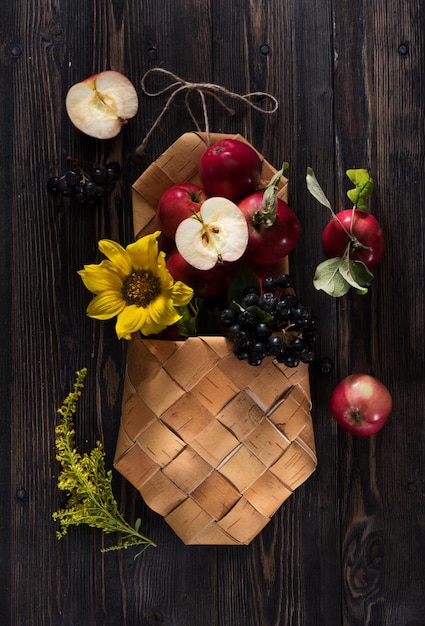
[122,269,161,307]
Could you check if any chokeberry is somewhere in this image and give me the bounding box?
[262,276,277,293]
[241,292,260,308]
[238,309,257,330]
[258,292,277,313]
[275,274,292,288]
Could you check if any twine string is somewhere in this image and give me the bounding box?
[136,68,279,155]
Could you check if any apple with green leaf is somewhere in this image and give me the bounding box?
[238,164,300,265]
[306,168,383,297]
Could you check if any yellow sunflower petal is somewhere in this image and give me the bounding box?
[126,231,161,270]
[115,305,147,339]
[86,291,126,320]
[171,281,194,306]
[148,295,181,327]
[78,260,123,294]
[156,263,175,294]
[139,308,178,336]
[98,240,132,276]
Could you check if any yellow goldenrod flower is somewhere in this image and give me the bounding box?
[78,231,193,339]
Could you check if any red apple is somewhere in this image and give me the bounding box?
[199,139,262,201]
[166,249,231,300]
[322,209,384,270]
[238,192,301,265]
[330,374,392,436]
[65,70,139,139]
[157,183,208,239]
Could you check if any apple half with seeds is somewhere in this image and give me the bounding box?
[175,196,248,270]
[65,70,139,139]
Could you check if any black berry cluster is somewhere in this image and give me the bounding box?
[47,161,121,206]
[220,274,319,367]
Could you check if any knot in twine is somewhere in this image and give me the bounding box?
[136,68,279,156]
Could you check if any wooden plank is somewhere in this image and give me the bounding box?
[333,1,425,624]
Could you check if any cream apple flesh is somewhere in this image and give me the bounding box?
[175,196,248,270]
[65,70,139,139]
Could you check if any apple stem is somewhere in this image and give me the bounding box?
[253,163,287,229]
[332,210,372,253]
[191,209,203,220]
[350,238,373,252]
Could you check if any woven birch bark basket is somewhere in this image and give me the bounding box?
[114,132,317,545]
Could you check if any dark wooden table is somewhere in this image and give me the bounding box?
[2,1,424,624]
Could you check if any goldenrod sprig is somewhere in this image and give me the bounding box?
[53,368,156,555]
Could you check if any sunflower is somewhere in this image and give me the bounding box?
[78,231,193,339]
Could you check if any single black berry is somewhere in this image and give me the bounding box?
[238,309,257,330]
[105,162,121,181]
[65,169,82,186]
[258,292,277,313]
[262,276,277,293]
[241,292,260,308]
[46,176,60,194]
[319,357,333,374]
[256,322,272,339]
[220,308,238,329]
[275,274,292,288]
[91,166,108,185]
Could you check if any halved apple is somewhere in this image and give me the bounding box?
[65,70,139,139]
[175,196,248,270]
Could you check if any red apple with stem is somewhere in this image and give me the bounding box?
[307,167,383,297]
[321,208,384,270]
[238,166,300,265]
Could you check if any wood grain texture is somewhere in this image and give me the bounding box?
[1,0,425,624]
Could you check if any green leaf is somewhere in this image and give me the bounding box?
[306,167,333,211]
[350,259,374,293]
[346,169,374,209]
[227,268,261,305]
[194,301,222,335]
[175,303,197,337]
[313,258,351,297]
[338,256,372,293]
[313,256,373,297]
[246,305,274,324]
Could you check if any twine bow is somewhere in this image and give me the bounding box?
[136,68,279,155]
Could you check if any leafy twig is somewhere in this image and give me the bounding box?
[53,368,156,555]
[306,168,375,297]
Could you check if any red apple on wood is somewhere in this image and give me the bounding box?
[330,374,392,436]
[321,209,384,270]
